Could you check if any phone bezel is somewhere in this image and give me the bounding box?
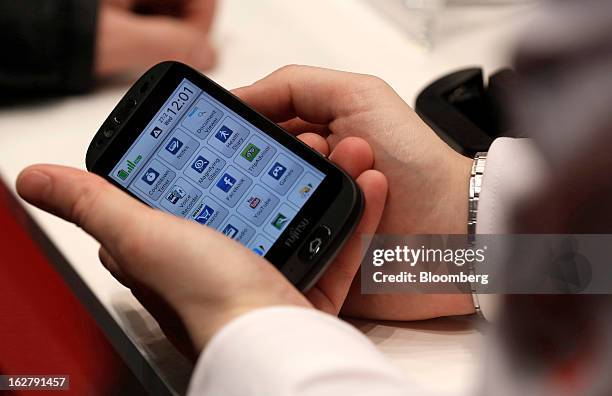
[87,62,362,289]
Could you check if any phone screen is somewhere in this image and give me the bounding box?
[108,78,326,256]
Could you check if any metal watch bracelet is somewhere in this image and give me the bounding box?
[468,152,487,318]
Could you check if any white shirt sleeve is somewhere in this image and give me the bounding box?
[187,306,426,396]
[476,137,548,320]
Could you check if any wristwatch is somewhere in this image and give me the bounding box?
[468,152,487,318]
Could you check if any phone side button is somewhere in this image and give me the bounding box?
[298,225,332,261]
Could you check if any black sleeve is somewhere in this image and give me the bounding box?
[0,0,99,98]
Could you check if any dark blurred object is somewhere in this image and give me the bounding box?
[510,1,612,234]
[492,1,612,394]
[0,1,98,99]
[500,294,606,373]
[415,68,519,156]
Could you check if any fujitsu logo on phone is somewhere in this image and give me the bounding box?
[284,218,310,248]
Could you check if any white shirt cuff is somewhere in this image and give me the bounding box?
[187,306,414,396]
[477,137,547,234]
[475,137,548,321]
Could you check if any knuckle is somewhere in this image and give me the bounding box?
[114,209,164,262]
[277,64,304,74]
[340,74,392,114]
[68,178,108,228]
[115,208,159,261]
[358,74,390,90]
[335,265,359,284]
[115,228,148,262]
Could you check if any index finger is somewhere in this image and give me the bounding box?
[232,65,374,125]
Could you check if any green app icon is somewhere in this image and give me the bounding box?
[241,143,261,162]
[271,213,288,230]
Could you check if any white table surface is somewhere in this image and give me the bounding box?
[0,0,532,394]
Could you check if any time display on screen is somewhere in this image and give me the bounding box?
[158,83,196,127]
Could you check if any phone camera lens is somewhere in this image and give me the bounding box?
[103,129,114,138]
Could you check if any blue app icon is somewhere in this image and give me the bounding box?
[215,126,233,143]
[195,205,215,225]
[268,162,287,180]
[141,168,160,185]
[191,156,210,173]
[252,245,266,256]
[216,173,237,193]
[165,138,184,155]
[223,224,239,239]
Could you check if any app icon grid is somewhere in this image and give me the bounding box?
[121,80,325,249]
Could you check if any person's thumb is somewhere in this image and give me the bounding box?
[16,165,158,262]
[96,6,216,76]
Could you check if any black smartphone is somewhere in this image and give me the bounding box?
[86,61,363,291]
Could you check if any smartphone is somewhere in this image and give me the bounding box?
[86,62,363,291]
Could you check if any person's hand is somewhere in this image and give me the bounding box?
[233,65,476,320]
[16,136,386,355]
[96,0,217,77]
